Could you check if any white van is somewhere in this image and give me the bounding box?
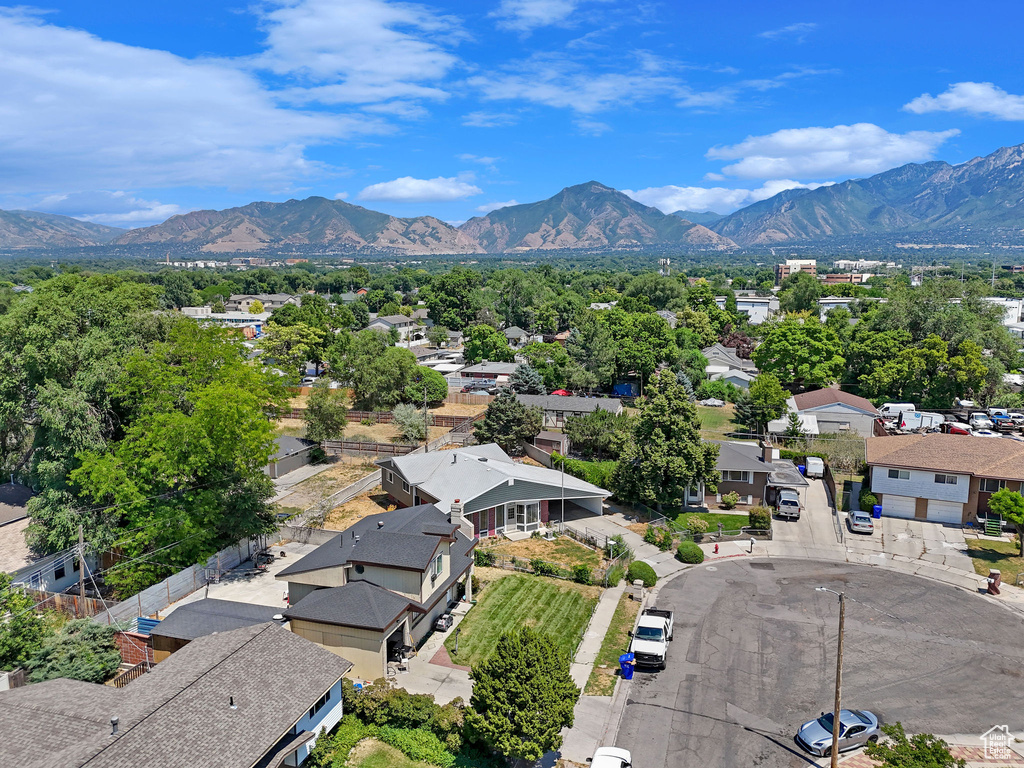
[804,456,825,479]
[879,402,916,418]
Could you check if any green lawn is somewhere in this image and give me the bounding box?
[966,538,1024,585]
[670,511,750,533]
[584,591,640,696]
[346,740,431,768]
[445,574,599,668]
[697,403,744,441]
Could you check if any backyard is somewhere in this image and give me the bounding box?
[444,571,600,668]
[345,739,430,768]
[584,591,640,696]
[479,535,603,570]
[696,403,743,441]
[272,458,378,512]
[966,537,1024,585]
[323,486,393,530]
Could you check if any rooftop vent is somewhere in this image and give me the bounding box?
[110,716,119,736]
[230,696,237,710]
[377,521,385,529]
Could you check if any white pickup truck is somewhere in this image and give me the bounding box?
[629,608,674,670]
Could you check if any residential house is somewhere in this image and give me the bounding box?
[503,325,532,348]
[0,623,351,768]
[767,398,821,436]
[514,393,623,428]
[589,301,617,310]
[982,296,1024,327]
[149,598,281,660]
[446,329,464,347]
[702,343,758,378]
[367,314,431,343]
[655,310,679,329]
[685,441,807,509]
[714,295,779,325]
[709,370,756,390]
[866,433,1024,524]
[181,306,271,338]
[534,431,569,455]
[792,388,882,437]
[376,444,609,535]
[817,296,858,318]
[460,361,518,383]
[336,291,359,303]
[225,293,300,312]
[278,504,474,679]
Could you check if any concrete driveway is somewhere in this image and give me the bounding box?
[615,558,1024,768]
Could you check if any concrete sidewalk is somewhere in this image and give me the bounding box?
[269,461,340,503]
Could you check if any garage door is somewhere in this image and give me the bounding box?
[927,499,963,525]
[880,494,916,519]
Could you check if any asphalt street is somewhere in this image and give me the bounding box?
[615,558,1024,768]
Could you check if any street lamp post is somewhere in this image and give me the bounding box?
[816,586,845,768]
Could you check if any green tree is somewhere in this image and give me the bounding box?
[519,342,572,390]
[467,627,580,762]
[423,267,481,330]
[779,271,821,313]
[752,317,845,388]
[304,382,348,443]
[473,389,542,455]
[677,309,718,349]
[564,410,632,459]
[464,324,515,364]
[259,321,319,381]
[26,619,122,684]
[403,366,449,406]
[161,271,198,309]
[859,335,988,408]
[613,370,719,510]
[566,312,616,388]
[392,403,428,442]
[426,325,450,347]
[509,363,546,394]
[743,373,788,433]
[249,299,264,314]
[338,331,418,410]
[211,300,226,313]
[623,273,685,310]
[988,488,1024,556]
[864,722,966,768]
[783,410,806,439]
[0,573,53,669]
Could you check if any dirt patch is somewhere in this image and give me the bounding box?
[273,458,378,509]
[344,421,447,444]
[430,402,488,417]
[482,535,604,569]
[323,487,394,530]
[627,522,649,537]
[518,455,544,467]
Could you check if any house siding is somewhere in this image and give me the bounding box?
[289,618,389,681]
[284,679,345,767]
[707,471,769,506]
[802,404,877,437]
[468,480,603,514]
[380,467,417,507]
[351,564,422,601]
[871,467,970,504]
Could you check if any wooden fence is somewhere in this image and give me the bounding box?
[444,391,494,405]
[322,440,419,457]
[22,588,106,619]
[282,408,479,429]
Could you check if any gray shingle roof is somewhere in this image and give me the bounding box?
[460,362,519,375]
[152,598,281,642]
[276,503,453,578]
[348,530,442,571]
[701,343,758,371]
[284,581,413,631]
[515,394,623,414]
[0,482,32,526]
[0,623,351,768]
[271,436,317,462]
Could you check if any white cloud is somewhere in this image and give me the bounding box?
[255,0,463,106]
[334,192,349,200]
[706,123,960,179]
[459,154,500,165]
[0,8,385,194]
[904,81,1024,121]
[34,190,183,227]
[462,111,519,127]
[575,118,611,135]
[758,22,817,41]
[358,176,483,202]
[475,199,520,213]
[624,180,828,215]
[491,0,578,33]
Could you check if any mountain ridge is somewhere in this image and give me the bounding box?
[0,210,124,249]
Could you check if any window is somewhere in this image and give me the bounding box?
[386,471,394,484]
[981,479,1006,493]
[934,474,958,485]
[432,553,443,579]
[402,480,410,492]
[54,565,66,580]
[888,469,910,480]
[308,688,331,719]
[723,470,750,483]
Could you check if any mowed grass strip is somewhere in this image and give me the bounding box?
[584,591,640,696]
[445,574,599,668]
[966,538,1024,584]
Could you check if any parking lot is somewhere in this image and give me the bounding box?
[615,558,1024,768]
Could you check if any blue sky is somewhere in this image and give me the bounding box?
[1,0,1023,228]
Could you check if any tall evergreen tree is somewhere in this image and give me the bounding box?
[509,363,546,394]
[473,389,542,455]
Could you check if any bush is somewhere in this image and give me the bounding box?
[572,564,593,585]
[393,403,428,441]
[605,533,632,562]
[720,491,740,510]
[676,541,705,564]
[748,507,772,530]
[530,559,561,577]
[696,378,741,403]
[605,564,625,586]
[657,528,675,551]
[626,561,657,587]
[474,549,495,567]
[779,448,828,462]
[552,453,617,488]
[686,518,709,543]
[378,726,456,768]
[643,525,660,545]
[361,417,375,427]
[859,488,878,512]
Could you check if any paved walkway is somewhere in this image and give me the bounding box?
[270,461,341,503]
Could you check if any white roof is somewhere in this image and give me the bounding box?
[382,444,609,513]
[767,406,820,436]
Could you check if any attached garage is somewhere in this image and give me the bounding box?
[926,499,964,525]
[880,494,916,519]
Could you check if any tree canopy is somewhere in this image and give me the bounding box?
[473,389,542,455]
[752,317,845,388]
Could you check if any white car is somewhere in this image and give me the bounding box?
[588,747,632,768]
[971,429,1001,438]
[848,511,875,534]
[969,412,994,430]
[300,376,319,385]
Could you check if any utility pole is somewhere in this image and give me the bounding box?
[816,587,845,768]
[78,524,85,601]
[422,384,429,453]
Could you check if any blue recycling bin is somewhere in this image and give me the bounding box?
[619,652,635,680]
[873,504,882,519]
[798,464,806,475]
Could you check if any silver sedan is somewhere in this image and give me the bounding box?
[848,511,875,534]
[796,709,881,756]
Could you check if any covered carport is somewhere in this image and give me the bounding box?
[764,460,810,508]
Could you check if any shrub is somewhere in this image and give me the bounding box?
[626,561,657,587]
[361,417,375,427]
[859,488,878,512]
[471,574,481,596]
[720,491,740,510]
[605,564,625,586]
[553,453,617,488]
[378,726,456,768]
[572,565,593,585]
[643,525,660,545]
[474,549,495,567]
[605,533,632,562]
[748,507,772,531]
[676,541,705,564]
[307,714,373,767]
[657,528,675,551]
[686,517,709,542]
[530,559,561,577]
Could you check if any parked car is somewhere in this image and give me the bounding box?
[588,747,632,768]
[629,608,674,670]
[848,511,874,534]
[434,613,454,632]
[941,422,970,435]
[550,389,572,396]
[300,376,319,385]
[879,402,916,418]
[775,489,802,520]
[1010,412,1024,428]
[969,412,995,429]
[971,428,1001,438]
[796,709,881,757]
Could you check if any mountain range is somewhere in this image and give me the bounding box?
[5,142,1024,253]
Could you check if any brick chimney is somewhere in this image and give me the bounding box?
[760,440,774,464]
